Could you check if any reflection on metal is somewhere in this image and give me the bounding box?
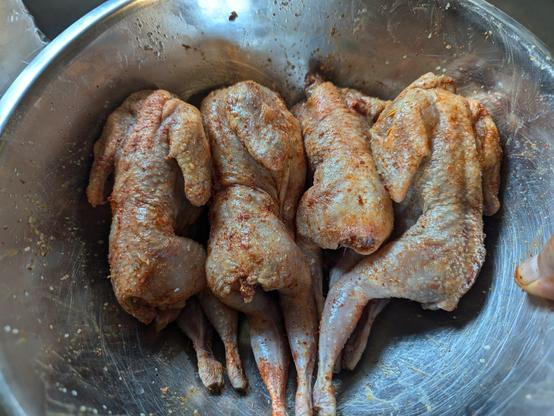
[0,0,553,415]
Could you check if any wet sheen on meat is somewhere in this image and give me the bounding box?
[87,90,211,326]
[86,90,246,393]
[313,74,502,415]
[293,75,393,364]
[201,81,317,416]
[293,74,394,255]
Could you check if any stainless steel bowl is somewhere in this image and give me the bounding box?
[1,1,553,415]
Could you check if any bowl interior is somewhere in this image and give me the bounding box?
[1,0,553,415]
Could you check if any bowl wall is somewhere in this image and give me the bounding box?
[0,1,553,415]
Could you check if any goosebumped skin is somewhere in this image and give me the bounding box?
[298,237,325,318]
[177,297,224,393]
[327,250,389,373]
[295,79,392,372]
[86,90,212,326]
[293,75,394,255]
[87,90,248,394]
[197,290,248,392]
[204,81,306,229]
[333,185,424,372]
[201,81,317,416]
[314,73,503,415]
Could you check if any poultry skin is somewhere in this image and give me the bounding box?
[87,89,211,326]
[174,204,247,393]
[313,73,502,415]
[87,90,247,393]
[294,76,393,364]
[293,74,393,256]
[201,81,317,416]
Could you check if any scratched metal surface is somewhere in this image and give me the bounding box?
[0,0,553,415]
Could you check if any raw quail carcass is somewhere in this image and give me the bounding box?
[87,90,211,326]
[293,75,393,367]
[293,74,393,256]
[201,81,317,416]
[87,90,246,393]
[313,73,502,415]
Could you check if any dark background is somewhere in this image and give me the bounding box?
[22,0,554,51]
